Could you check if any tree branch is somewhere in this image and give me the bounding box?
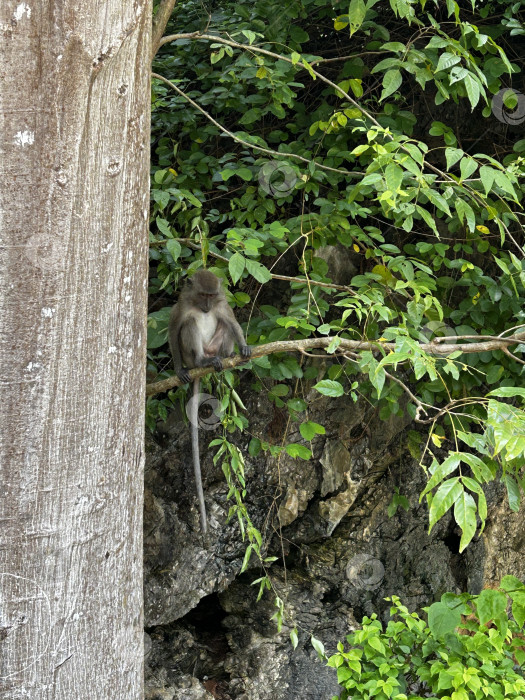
[146,332,525,396]
[151,0,179,60]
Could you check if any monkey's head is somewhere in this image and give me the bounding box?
[188,269,222,312]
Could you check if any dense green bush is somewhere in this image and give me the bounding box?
[327,576,525,699]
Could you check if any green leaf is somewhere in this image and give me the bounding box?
[512,602,525,629]
[348,0,367,35]
[420,453,461,499]
[229,253,246,284]
[503,474,521,512]
[453,490,477,551]
[367,636,385,654]
[445,147,464,170]
[156,217,172,236]
[426,189,451,216]
[500,575,525,594]
[416,205,439,235]
[300,421,326,441]
[370,366,386,398]
[427,601,462,639]
[327,337,342,354]
[249,438,262,457]
[311,635,325,659]
[380,69,403,101]
[493,170,518,200]
[455,199,476,232]
[271,384,289,397]
[385,163,404,193]
[245,259,272,283]
[147,307,171,349]
[290,26,309,43]
[241,29,257,44]
[152,189,170,210]
[459,157,478,180]
[436,52,461,72]
[333,15,349,31]
[449,65,468,85]
[290,627,299,649]
[459,453,493,483]
[313,380,344,397]
[429,478,463,530]
[487,387,525,399]
[486,364,504,384]
[476,589,507,626]
[220,168,237,181]
[236,167,253,181]
[240,545,253,573]
[463,72,481,110]
[166,239,181,261]
[286,443,312,460]
[479,165,496,195]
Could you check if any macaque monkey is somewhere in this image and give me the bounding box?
[168,270,251,533]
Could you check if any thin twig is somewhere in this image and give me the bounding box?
[270,274,356,294]
[152,72,360,177]
[432,334,525,345]
[151,238,357,293]
[503,346,525,366]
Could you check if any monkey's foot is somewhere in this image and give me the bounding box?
[240,345,251,359]
[177,368,192,383]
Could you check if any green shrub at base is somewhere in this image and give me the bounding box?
[328,576,525,700]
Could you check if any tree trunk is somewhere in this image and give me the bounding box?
[0,1,150,697]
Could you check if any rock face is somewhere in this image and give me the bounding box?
[144,387,525,700]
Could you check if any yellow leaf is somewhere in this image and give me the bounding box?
[256,66,268,79]
[472,292,480,305]
[353,243,360,253]
[372,264,397,287]
[334,16,349,30]
[476,225,490,234]
[169,168,178,177]
[431,434,443,448]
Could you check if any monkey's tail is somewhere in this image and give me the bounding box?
[191,378,207,534]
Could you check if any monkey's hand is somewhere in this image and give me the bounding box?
[177,368,192,384]
[210,356,223,372]
[240,345,251,359]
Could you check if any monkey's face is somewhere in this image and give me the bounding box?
[198,292,217,312]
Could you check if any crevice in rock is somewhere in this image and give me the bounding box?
[184,592,230,670]
[444,527,468,591]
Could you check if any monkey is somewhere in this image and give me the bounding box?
[168,269,251,534]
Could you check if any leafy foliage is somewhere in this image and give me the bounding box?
[327,577,525,699]
[149,0,525,541]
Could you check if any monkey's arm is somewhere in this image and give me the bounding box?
[222,305,251,358]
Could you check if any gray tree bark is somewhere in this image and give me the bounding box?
[0,1,151,698]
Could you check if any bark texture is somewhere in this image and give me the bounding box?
[0,1,150,697]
